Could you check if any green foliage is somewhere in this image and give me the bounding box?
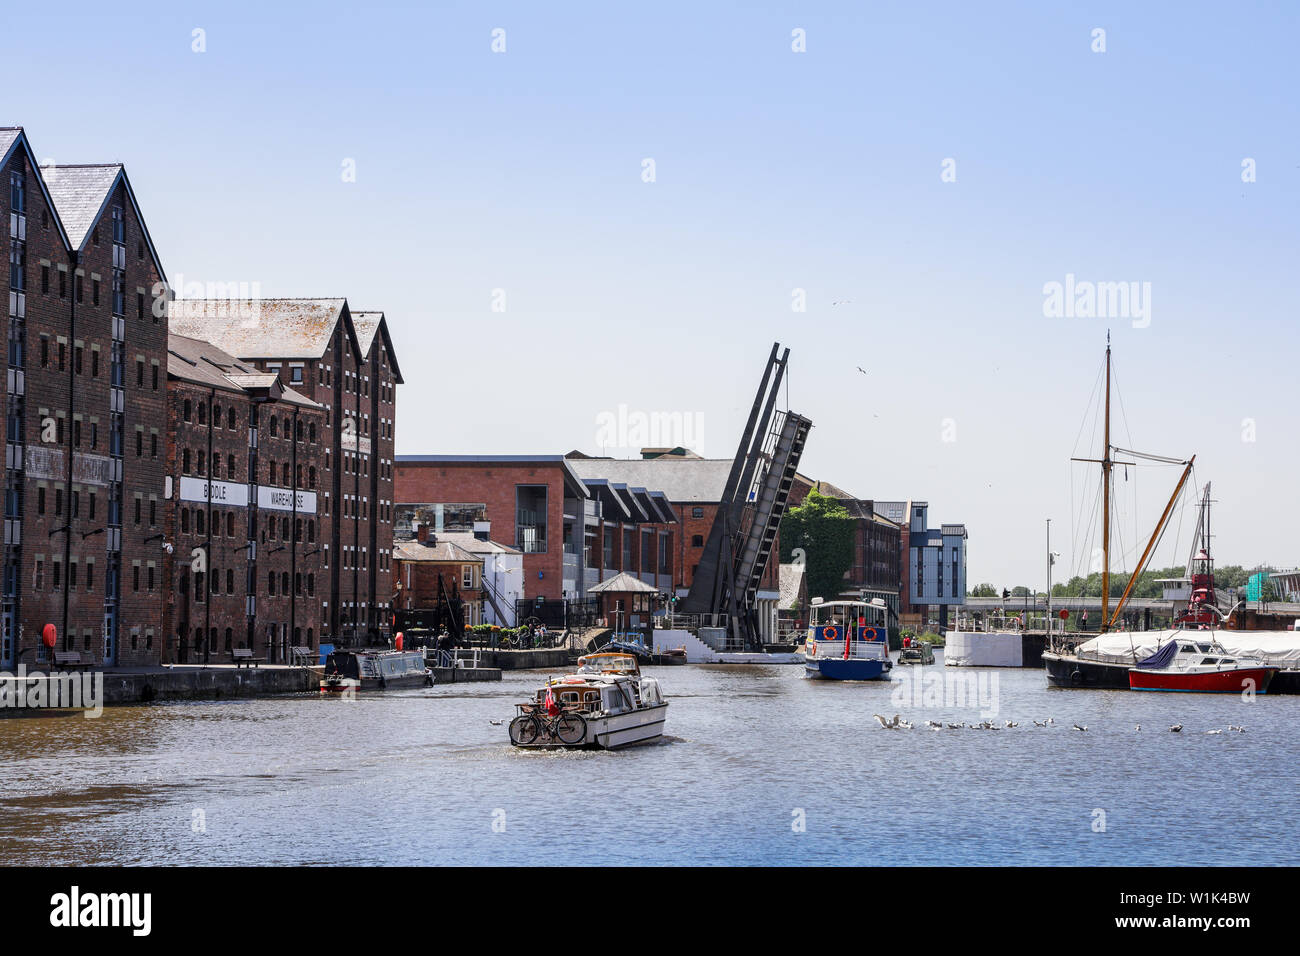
[1049,564,1281,601]
[968,583,997,598]
[780,489,856,603]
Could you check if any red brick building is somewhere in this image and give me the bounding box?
[393,456,681,620]
[392,528,485,627]
[169,299,402,648]
[163,334,326,663]
[564,455,786,641]
[3,128,168,666]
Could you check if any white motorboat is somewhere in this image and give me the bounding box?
[508,653,668,750]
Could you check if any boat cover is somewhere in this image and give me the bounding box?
[1134,639,1179,669]
[1078,630,1300,668]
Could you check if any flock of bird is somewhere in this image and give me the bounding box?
[873,714,1246,734]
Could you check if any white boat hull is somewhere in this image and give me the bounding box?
[583,702,669,749]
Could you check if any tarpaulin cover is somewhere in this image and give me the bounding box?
[1135,639,1179,669]
[1078,630,1300,667]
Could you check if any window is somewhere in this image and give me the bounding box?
[691,534,704,548]
[463,565,474,589]
[692,507,705,519]
[515,486,548,554]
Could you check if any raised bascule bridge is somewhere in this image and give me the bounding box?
[680,343,812,653]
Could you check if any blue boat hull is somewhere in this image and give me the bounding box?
[805,657,891,681]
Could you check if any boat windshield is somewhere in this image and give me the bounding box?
[577,654,639,675]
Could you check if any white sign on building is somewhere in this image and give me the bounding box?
[178,476,250,507]
[258,486,318,514]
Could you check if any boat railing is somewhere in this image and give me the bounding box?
[430,647,482,669]
[953,611,1067,634]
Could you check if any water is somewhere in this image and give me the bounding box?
[2,655,1296,865]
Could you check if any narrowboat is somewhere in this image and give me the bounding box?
[320,649,431,694]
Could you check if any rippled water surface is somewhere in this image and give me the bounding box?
[2,654,1296,865]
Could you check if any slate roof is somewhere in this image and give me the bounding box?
[167,333,319,407]
[587,572,659,594]
[0,128,20,159]
[39,163,123,250]
[435,531,521,556]
[169,298,359,362]
[351,310,404,384]
[565,457,734,504]
[393,539,482,564]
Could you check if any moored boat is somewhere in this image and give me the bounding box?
[1128,638,1277,693]
[801,598,892,681]
[507,652,667,749]
[898,641,935,666]
[320,649,431,694]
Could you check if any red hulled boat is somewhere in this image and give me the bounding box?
[1128,637,1277,694]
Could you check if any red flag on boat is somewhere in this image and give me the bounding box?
[544,685,560,716]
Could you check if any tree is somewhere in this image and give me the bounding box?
[779,489,855,603]
[968,582,997,598]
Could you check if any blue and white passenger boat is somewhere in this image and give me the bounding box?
[801,598,893,681]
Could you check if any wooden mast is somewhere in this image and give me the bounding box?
[1101,335,1112,633]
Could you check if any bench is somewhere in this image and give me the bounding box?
[52,650,93,671]
[230,648,265,669]
[289,645,315,666]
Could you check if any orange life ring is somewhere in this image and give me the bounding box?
[823,626,838,641]
[563,676,584,684]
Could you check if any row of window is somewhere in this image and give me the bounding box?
[176,568,316,599]
[178,507,318,544]
[178,449,319,489]
[179,399,320,445]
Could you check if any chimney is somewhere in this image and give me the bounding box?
[416,523,429,542]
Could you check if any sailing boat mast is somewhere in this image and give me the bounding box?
[1101,335,1112,632]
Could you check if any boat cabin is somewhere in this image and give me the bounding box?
[807,599,888,644]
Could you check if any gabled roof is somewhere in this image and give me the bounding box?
[0,127,72,250]
[38,162,166,279]
[436,531,521,556]
[0,128,21,162]
[40,164,120,249]
[393,539,482,564]
[588,572,659,594]
[351,310,404,384]
[168,298,363,364]
[167,333,320,408]
[566,457,734,504]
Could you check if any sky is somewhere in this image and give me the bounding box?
[6,1,1297,590]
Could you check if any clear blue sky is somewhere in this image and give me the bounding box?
[6,1,1297,588]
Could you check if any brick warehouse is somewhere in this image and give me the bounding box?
[169,300,402,648]
[3,128,168,667]
[162,334,327,663]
